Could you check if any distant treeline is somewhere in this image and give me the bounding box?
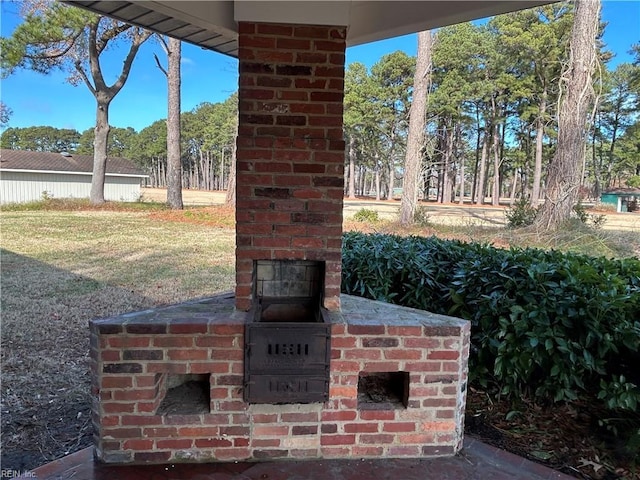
[1,94,237,191]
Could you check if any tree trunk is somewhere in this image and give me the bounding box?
[492,122,501,206]
[385,129,397,201]
[602,103,621,198]
[90,99,110,204]
[458,156,465,205]
[348,135,357,199]
[363,166,368,196]
[191,150,199,189]
[166,37,183,209]
[531,86,547,206]
[535,0,600,229]
[400,30,432,224]
[387,159,394,200]
[220,147,226,190]
[475,134,488,204]
[509,168,519,206]
[523,125,533,199]
[591,118,602,198]
[86,22,151,206]
[362,166,368,196]
[205,150,211,190]
[488,94,501,208]
[442,124,455,203]
[375,156,381,201]
[471,106,482,203]
[457,124,465,205]
[225,126,238,205]
[437,161,443,203]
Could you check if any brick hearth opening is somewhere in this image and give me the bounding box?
[90,293,470,464]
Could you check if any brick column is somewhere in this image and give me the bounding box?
[235,22,347,311]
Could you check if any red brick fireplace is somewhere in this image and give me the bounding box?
[89,19,471,465]
[90,294,469,463]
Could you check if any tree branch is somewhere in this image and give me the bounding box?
[74,60,96,97]
[109,29,153,96]
[24,29,83,61]
[154,53,168,77]
[87,20,107,95]
[156,33,169,54]
[96,22,131,54]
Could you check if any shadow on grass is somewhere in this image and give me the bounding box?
[0,249,158,472]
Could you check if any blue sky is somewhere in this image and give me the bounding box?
[1,1,638,134]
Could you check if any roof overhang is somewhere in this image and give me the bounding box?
[66,0,556,58]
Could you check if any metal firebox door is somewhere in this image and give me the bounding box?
[244,322,331,404]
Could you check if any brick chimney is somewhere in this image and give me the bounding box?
[234,22,347,312]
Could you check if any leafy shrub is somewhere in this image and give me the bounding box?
[352,208,380,223]
[413,205,431,227]
[574,201,607,229]
[599,375,638,411]
[590,213,607,229]
[597,411,640,460]
[505,197,538,228]
[573,201,590,223]
[342,232,470,311]
[341,232,640,410]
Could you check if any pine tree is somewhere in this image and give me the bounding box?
[534,0,601,229]
[1,1,152,204]
[400,31,433,224]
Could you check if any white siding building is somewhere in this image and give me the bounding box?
[0,149,148,204]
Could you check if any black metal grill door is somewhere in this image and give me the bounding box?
[244,323,330,403]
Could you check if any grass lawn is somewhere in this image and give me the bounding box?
[1,206,235,470]
[1,200,638,477]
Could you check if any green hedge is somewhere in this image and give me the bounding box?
[341,231,640,409]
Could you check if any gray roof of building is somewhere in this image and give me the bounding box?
[0,149,147,177]
[602,188,640,196]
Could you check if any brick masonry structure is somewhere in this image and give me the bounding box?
[234,22,347,312]
[90,294,470,463]
[89,18,472,466]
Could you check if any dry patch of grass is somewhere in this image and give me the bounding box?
[345,216,640,259]
[2,210,235,300]
[148,205,235,229]
[499,221,640,258]
[1,197,169,213]
[1,210,235,470]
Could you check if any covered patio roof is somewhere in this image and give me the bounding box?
[67,0,555,57]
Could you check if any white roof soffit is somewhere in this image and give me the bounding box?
[66,1,557,58]
[68,1,239,55]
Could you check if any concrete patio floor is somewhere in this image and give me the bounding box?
[19,437,576,480]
